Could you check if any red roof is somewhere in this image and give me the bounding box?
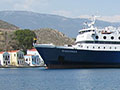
[0,51,4,54]
[8,50,19,53]
[28,48,37,51]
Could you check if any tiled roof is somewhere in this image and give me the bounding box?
[0,51,4,54]
[28,48,37,51]
[8,50,19,53]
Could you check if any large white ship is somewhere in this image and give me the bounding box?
[34,16,120,68]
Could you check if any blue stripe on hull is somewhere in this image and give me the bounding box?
[35,47,120,68]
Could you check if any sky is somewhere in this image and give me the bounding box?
[0,0,120,22]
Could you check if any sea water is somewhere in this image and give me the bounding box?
[0,68,120,90]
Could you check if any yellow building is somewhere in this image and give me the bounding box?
[8,50,25,66]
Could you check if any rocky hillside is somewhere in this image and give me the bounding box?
[34,28,74,46]
[0,19,74,51]
[0,28,74,51]
[0,20,19,30]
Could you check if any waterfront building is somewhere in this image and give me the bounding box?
[8,50,24,66]
[27,48,44,65]
[0,52,10,66]
[27,48,40,55]
[24,54,41,66]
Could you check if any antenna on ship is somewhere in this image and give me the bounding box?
[89,15,99,28]
[84,15,100,29]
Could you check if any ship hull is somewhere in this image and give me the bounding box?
[35,45,120,69]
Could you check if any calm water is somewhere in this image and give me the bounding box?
[0,68,120,90]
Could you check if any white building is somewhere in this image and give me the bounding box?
[24,54,41,66]
[27,48,44,65]
[0,52,10,66]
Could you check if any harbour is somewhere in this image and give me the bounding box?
[0,0,120,90]
[0,68,120,90]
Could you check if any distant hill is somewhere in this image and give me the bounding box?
[0,20,19,30]
[0,11,120,37]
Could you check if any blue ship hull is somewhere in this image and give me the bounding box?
[35,45,120,68]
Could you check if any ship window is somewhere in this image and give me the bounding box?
[115,47,117,49]
[111,36,114,40]
[98,47,100,49]
[110,47,112,49]
[103,36,106,39]
[104,47,105,49]
[87,46,89,48]
[95,36,99,39]
[93,46,95,49]
[118,37,120,39]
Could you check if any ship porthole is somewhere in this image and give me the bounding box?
[111,36,114,40]
[95,36,99,39]
[103,36,106,39]
[118,37,120,40]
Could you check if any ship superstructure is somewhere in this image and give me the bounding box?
[75,16,120,51]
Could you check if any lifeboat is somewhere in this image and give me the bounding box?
[101,30,112,34]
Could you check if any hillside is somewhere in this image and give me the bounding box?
[0,28,74,51]
[34,28,74,46]
[0,11,120,37]
[0,20,19,30]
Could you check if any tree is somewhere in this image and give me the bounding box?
[14,29,36,54]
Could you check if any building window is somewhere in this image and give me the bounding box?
[8,61,10,64]
[95,36,99,39]
[14,54,16,57]
[111,36,114,40]
[26,59,28,61]
[22,61,24,64]
[4,61,5,64]
[18,61,19,64]
[103,36,106,39]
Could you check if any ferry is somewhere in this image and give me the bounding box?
[34,16,120,68]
